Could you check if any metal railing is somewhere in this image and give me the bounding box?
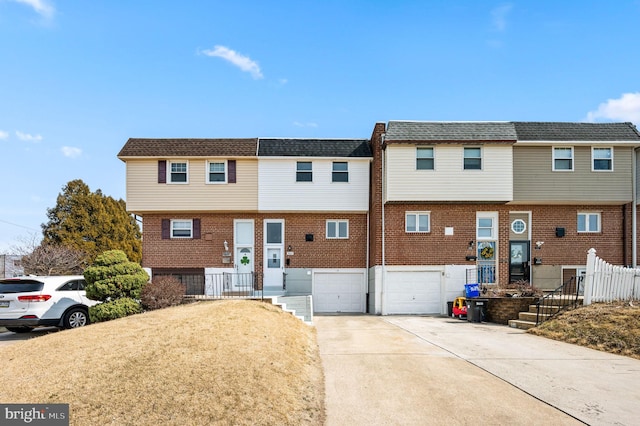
[197,272,264,299]
[535,275,583,325]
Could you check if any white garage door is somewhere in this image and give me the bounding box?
[386,271,441,314]
[314,272,366,313]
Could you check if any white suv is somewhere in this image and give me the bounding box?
[0,276,99,333]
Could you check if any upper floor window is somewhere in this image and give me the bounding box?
[296,161,312,182]
[326,220,348,239]
[592,147,613,171]
[207,161,227,183]
[170,161,188,183]
[416,147,434,170]
[405,212,430,233]
[332,162,349,182]
[553,147,573,171]
[171,219,193,238]
[463,147,482,170]
[578,212,600,233]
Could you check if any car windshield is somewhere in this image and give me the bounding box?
[0,280,45,293]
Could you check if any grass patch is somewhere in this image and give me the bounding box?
[0,300,325,425]
[529,301,640,359]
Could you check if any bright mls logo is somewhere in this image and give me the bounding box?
[1,404,69,425]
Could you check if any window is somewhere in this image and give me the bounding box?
[477,216,495,239]
[296,162,312,182]
[170,161,188,183]
[592,147,613,171]
[332,162,349,182]
[326,220,348,239]
[511,219,526,234]
[405,212,430,233]
[463,147,482,170]
[416,147,434,170]
[578,212,600,233]
[171,220,193,238]
[207,161,226,183]
[553,147,573,171]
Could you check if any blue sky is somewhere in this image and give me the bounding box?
[1,0,640,252]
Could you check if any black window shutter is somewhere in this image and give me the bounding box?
[228,160,236,183]
[161,219,170,239]
[158,160,167,184]
[193,218,201,239]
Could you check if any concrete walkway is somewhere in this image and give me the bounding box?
[315,315,640,426]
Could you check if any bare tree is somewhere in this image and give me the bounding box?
[13,235,87,275]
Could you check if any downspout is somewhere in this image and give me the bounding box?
[381,133,386,315]
[631,147,637,267]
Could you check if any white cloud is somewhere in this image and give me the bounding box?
[293,121,318,128]
[0,130,9,140]
[201,45,264,79]
[278,78,288,85]
[15,131,43,142]
[585,92,640,124]
[61,146,82,158]
[11,0,55,19]
[491,3,513,32]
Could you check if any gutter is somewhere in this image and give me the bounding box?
[381,133,387,315]
[633,147,638,267]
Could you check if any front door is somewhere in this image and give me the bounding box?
[509,241,530,283]
[234,220,254,291]
[263,219,284,292]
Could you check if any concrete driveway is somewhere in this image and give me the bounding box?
[315,315,640,426]
[0,327,59,347]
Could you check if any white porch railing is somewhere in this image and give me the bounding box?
[583,248,640,305]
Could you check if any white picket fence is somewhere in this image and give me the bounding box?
[583,248,640,305]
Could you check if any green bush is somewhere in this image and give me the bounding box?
[89,298,141,323]
[84,250,149,302]
[141,276,186,310]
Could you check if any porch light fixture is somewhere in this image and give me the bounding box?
[223,240,229,251]
[468,240,474,250]
[535,241,544,249]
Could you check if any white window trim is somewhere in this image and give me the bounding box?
[552,146,574,172]
[416,147,435,171]
[296,161,313,183]
[326,220,349,239]
[206,160,228,184]
[476,212,498,241]
[577,212,601,233]
[171,219,193,239]
[405,211,431,233]
[332,161,349,183]
[463,146,482,170]
[168,160,189,184]
[591,147,614,172]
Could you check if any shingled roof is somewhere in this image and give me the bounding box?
[513,122,640,141]
[385,121,517,143]
[117,138,258,158]
[258,139,372,157]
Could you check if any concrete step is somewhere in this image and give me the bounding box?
[272,296,313,325]
[508,319,537,330]
[518,311,552,322]
[528,305,561,314]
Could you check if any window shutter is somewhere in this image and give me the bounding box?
[158,160,167,184]
[161,219,170,239]
[193,218,201,239]
[228,160,236,183]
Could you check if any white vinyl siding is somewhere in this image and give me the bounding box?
[259,159,370,211]
[385,144,513,202]
[124,159,258,212]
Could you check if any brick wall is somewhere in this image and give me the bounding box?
[486,297,538,324]
[142,213,368,270]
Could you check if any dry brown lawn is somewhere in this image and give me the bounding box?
[0,300,325,425]
[529,301,640,360]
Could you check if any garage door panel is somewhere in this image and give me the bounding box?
[313,272,365,313]
[386,271,441,314]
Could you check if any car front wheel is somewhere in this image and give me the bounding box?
[63,308,89,329]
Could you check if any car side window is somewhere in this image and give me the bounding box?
[58,280,81,291]
[78,280,86,290]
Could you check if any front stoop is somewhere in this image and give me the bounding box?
[271,296,314,326]
[508,296,583,330]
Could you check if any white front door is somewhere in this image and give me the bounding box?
[263,219,284,292]
[234,220,254,291]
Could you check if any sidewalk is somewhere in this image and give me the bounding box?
[315,315,640,426]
